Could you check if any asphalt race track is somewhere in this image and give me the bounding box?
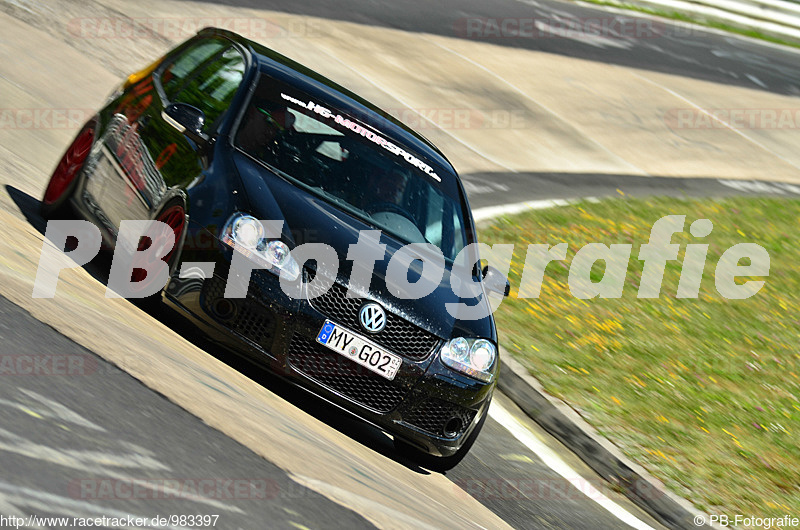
[213,0,800,95]
[1,0,799,528]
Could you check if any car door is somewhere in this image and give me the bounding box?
[148,40,247,195]
[87,36,245,235]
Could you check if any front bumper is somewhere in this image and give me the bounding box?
[163,227,496,457]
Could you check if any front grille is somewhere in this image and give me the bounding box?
[404,398,477,438]
[306,279,439,360]
[228,302,275,346]
[202,276,276,351]
[287,334,409,413]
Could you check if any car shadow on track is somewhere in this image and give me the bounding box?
[7,185,117,289]
[6,184,433,476]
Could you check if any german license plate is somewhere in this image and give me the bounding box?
[316,320,402,380]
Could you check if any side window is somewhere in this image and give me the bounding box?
[424,190,444,247]
[172,47,246,131]
[423,188,464,259]
[160,39,227,100]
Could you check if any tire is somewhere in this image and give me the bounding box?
[41,124,95,219]
[395,404,489,473]
[128,198,187,307]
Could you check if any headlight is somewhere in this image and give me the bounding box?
[220,213,300,281]
[440,337,497,383]
[470,339,494,371]
[264,239,299,279]
[229,215,263,249]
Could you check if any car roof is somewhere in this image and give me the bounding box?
[198,27,456,179]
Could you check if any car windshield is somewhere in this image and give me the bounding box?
[234,75,469,262]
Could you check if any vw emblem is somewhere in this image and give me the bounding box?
[359,303,386,333]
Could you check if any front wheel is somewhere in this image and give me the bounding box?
[395,405,489,472]
[41,124,94,219]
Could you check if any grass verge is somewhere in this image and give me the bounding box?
[479,196,799,516]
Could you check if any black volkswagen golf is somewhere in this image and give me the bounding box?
[41,28,509,469]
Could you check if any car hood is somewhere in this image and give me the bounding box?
[231,151,496,341]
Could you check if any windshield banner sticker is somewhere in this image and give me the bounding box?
[280,92,441,182]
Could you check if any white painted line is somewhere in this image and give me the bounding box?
[488,401,657,530]
[717,178,800,195]
[472,196,598,222]
[472,198,572,222]
[569,0,800,56]
[745,74,768,89]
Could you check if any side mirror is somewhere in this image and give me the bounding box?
[162,103,209,147]
[482,265,511,297]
